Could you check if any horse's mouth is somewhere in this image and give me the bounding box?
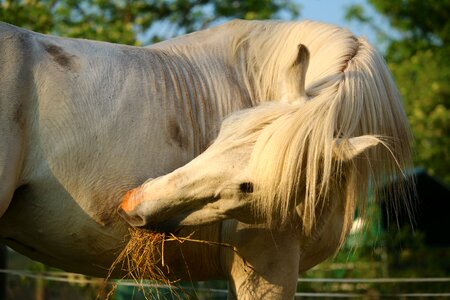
[118,206,184,234]
[141,220,183,235]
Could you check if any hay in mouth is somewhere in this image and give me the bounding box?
[102,227,245,299]
[103,228,172,299]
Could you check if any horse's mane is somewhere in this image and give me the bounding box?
[219,20,413,244]
[229,20,361,102]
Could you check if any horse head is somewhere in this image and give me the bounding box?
[118,100,381,233]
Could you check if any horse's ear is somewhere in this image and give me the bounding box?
[282,44,310,102]
[295,44,310,98]
[333,135,380,161]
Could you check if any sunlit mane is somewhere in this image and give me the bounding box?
[218,20,413,244]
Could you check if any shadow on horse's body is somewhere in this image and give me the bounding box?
[0,20,412,299]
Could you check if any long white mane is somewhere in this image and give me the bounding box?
[217,20,413,242]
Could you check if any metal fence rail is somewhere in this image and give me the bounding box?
[298,277,450,283]
[1,269,449,298]
[294,292,450,298]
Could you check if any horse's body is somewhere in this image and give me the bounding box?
[0,20,412,299]
[0,20,238,275]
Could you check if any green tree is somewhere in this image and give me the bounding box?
[346,0,450,184]
[0,0,299,45]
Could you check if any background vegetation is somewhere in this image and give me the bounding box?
[345,0,450,185]
[0,0,299,44]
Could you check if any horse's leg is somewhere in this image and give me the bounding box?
[222,221,300,300]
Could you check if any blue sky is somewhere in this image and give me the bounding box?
[299,0,381,45]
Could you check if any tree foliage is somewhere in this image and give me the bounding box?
[0,0,299,45]
[346,0,450,184]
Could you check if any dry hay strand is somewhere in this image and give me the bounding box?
[101,228,174,300]
[100,228,246,300]
[115,228,169,282]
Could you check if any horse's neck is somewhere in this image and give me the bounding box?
[147,44,254,154]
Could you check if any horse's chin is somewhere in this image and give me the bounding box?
[140,220,182,235]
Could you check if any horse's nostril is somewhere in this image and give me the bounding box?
[117,207,147,227]
[239,182,254,193]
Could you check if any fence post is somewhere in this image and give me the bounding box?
[0,244,6,300]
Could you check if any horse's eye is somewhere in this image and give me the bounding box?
[239,182,254,194]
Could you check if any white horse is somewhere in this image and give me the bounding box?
[0,20,412,299]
